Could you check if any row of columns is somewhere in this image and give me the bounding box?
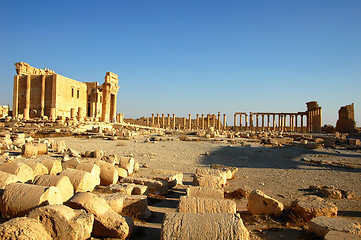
[146,112,227,130]
[233,112,308,132]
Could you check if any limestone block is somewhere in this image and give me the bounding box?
[102,154,119,165]
[193,174,224,188]
[119,157,135,175]
[37,143,48,155]
[309,216,361,237]
[60,168,99,193]
[116,167,128,178]
[0,170,20,189]
[92,149,104,159]
[62,157,80,169]
[0,161,34,182]
[52,140,66,153]
[210,164,238,179]
[292,195,338,221]
[68,148,81,158]
[97,193,124,215]
[28,204,94,240]
[75,162,101,181]
[152,168,183,188]
[95,183,149,196]
[186,186,224,199]
[134,162,140,172]
[247,190,284,217]
[41,159,62,175]
[0,217,52,240]
[178,196,236,213]
[22,143,38,157]
[161,213,250,240]
[196,167,227,184]
[119,177,168,195]
[13,138,26,147]
[324,137,336,148]
[65,192,133,239]
[33,175,74,201]
[95,160,118,185]
[0,183,62,218]
[21,160,49,176]
[324,230,361,240]
[121,193,151,220]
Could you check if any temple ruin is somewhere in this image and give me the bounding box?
[12,62,119,122]
[336,103,357,133]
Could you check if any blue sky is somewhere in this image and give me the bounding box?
[1,1,360,126]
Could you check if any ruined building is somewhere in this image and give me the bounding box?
[12,62,119,122]
[336,103,357,133]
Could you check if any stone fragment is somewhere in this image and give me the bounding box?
[178,196,236,213]
[60,168,99,193]
[193,174,224,188]
[36,143,48,155]
[92,149,104,159]
[102,154,119,165]
[225,186,253,199]
[33,175,74,201]
[324,230,361,240]
[152,168,183,187]
[116,167,128,178]
[119,157,135,175]
[65,192,133,239]
[0,183,62,218]
[94,183,149,196]
[0,161,34,182]
[97,193,124,215]
[0,217,52,240]
[95,160,118,185]
[62,157,80,169]
[161,213,249,240]
[309,216,361,236]
[186,186,224,199]
[119,177,168,195]
[319,188,343,199]
[21,160,49,175]
[0,170,20,189]
[41,159,62,175]
[52,140,66,153]
[210,164,238,179]
[121,193,151,220]
[324,137,336,148]
[196,167,227,184]
[134,162,140,172]
[336,103,357,133]
[75,162,101,180]
[22,143,38,157]
[28,205,94,240]
[292,195,338,221]
[247,190,284,217]
[68,148,81,158]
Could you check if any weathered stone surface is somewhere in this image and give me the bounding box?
[193,174,224,188]
[196,167,227,184]
[152,169,183,188]
[102,154,119,165]
[161,213,249,240]
[37,143,48,155]
[95,160,118,185]
[21,159,49,176]
[95,183,149,196]
[319,188,343,199]
[210,164,238,179]
[52,140,66,153]
[247,190,284,217]
[0,183,63,218]
[33,175,74,201]
[119,157,135,175]
[336,103,357,133]
[75,162,101,180]
[65,192,133,239]
[186,186,224,199]
[116,167,128,178]
[60,168,99,193]
[97,193,124,215]
[62,158,80,169]
[0,170,19,189]
[324,230,361,240]
[225,186,253,199]
[41,159,62,175]
[178,196,236,213]
[324,137,336,148]
[0,217,52,240]
[309,216,361,237]
[68,148,81,158]
[0,161,34,182]
[22,143,38,157]
[28,204,94,240]
[292,195,338,221]
[120,177,168,195]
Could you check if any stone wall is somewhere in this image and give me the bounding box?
[336,103,357,133]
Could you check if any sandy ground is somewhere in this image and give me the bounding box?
[49,134,361,240]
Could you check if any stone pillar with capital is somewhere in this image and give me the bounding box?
[40,75,45,117]
[13,75,19,119]
[24,75,31,120]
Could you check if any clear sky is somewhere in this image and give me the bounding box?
[0,1,360,126]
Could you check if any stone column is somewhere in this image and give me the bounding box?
[183,117,186,130]
[245,114,249,130]
[223,114,226,130]
[295,115,298,132]
[212,115,216,128]
[240,114,242,131]
[101,83,111,122]
[146,117,150,126]
[172,114,176,130]
[157,114,160,127]
[78,107,84,121]
[24,75,31,120]
[217,112,221,130]
[151,114,155,126]
[301,115,304,132]
[234,114,237,131]
[40,75,45,117]
[188,114,192,130]
[250,114,253,131]
[70,108,76,120]
[262,114,265,131]
[13,75,19,119]
[207,114,210,129]
[202,114,205,129]
[273,114,276,131]
[167,114,171,128]
[50,74,57,121]
[162,114,165,128]
[110,94,117,122]
[196,114,199,130]
[256,114,259,131]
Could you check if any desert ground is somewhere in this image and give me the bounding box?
[36,132,360,239]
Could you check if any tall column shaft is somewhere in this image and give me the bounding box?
[196,114,199,130]
[101,83,111,122]
[162,114,165,128]
[151,114,155,125]
[24,75,31,120]
[13,76,19,119]
[188,114,192,130]
[234,114,237,131]
[40,75,45,117]
[172,114,176,130]
[223,114,226,130]
[202,114,205,129]
[217,112,221,130]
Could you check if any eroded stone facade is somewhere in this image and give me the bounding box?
[336,103,357,133]
[13,62,119,122]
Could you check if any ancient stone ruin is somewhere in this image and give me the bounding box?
[336,103,357,133]
[12,62,119,122]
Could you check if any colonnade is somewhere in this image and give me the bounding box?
[233,112,309,132]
